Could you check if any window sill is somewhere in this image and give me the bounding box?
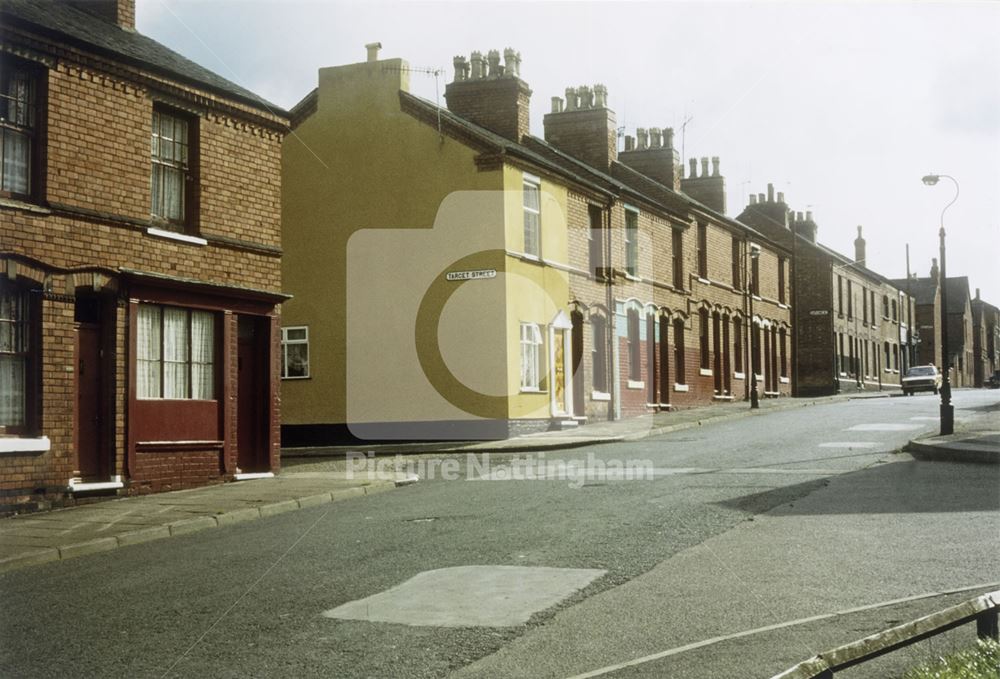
[778,303,790,309]
[68,476,124,492]
[713,394,735,401]
[281,375,311,380]
[591,391,611,402]
[0,196,51,215]
[624,273,642,282]
[779,376,790,384]
[0,436,51,454]
[147,226,208,246]
[733,372,746,380]
[673,383,689,393]
[520,387,545,394]
[696,276,710,285]
[627,380,645,390]
[699,368,713,376]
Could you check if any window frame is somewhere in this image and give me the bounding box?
[627,308,641,380]
[0,56,41,200]
[699,308,710,370]
[150,105,198,233]
[136,303,216,401]
[519,321,543,391]
[778,256,786,303]
[587,204,605,279]
[673,317,686,384]
[0,281,41,436]
[672,228,684,289]
[624,207,639,278]
[281,326,311,379]
[732,237,742,289]
[696,222,708,279]
[591,315,608,393]
[522,175,541,258]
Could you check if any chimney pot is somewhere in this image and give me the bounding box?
[700,157,709,177]
[487,49,501,78]
[593,84,608,108]
[365,42,382,62]
[578,85,594,109]
[759,193,766,204]
[503,48,521,78]
[550,97,564,113]
[711,156,720,177]
[564,87,578,111]
[749,194,758,205]
[796,211,804,221]
[637,128,649,150]
[624,135,635,152]
[690,157,698,178]
[452,55,468,81]
[806,210,813,222]
[649,127,662,148]
[664,127,675,149]
[976,287,981,299]
[777,192,785,204]
[470,51,484,79]
[767,183,774,202]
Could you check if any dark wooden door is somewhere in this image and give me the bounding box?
[571,311,585,417]
[237,316,267,472]
[76,324,103,478]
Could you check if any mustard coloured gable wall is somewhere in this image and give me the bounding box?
[282,57,511,442]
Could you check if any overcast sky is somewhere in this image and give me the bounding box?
[136,0,1000,303]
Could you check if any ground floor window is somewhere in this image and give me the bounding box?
[281,326,310,378]
[673,318,686,383]
[520,322,543,391]
[0,282,37,433]
[591,316,607,392]
[137,303,215,399]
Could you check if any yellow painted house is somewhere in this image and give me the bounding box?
[281,45,586,443]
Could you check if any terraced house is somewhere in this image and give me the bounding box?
[739,191,914,396]
[0,0,288,513]
[280,45,791,445]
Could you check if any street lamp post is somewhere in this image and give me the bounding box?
[749,244,760,409]
[921,173,959,436]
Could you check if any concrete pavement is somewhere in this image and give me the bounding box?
[904,399,1000,464]
[0,471,415,574]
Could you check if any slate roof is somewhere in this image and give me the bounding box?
[0,0,285,116]
[889,276,971,310]
[397,90,778,246]
[890,277,938,305]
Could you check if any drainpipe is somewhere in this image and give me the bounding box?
[606,200,619,421]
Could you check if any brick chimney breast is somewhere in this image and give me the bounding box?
[618,125,682,190]
[67,0,135,29]
[681,155,727,214]
[444,48,532,142]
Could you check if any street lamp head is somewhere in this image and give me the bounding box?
[922,174,940,186]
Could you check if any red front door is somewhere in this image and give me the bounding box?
[76,324,104,479]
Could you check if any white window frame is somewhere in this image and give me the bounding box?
[522,174,541,258]
[136,303,215,400]
[150,108,190,228]
[520,322,543,392]
[281,326,310,379]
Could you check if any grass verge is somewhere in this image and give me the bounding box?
[902,638,1000,679]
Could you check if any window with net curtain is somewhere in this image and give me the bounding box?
[0,284,30,430]
[150,109,189,227]
[137,304,214,399]
[1,59,35,196]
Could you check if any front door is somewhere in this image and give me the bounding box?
[75,305,106,480]
[237,316,268,473]
[571,311,585,417]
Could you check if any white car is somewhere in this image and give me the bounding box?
[901,365,942,395]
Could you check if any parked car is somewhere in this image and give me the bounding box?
[901,365,942,395]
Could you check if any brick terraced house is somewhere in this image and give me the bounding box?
[971,289,999,388]
[280,46,790,445]
[739,190,914,396]
[0,0,288,513]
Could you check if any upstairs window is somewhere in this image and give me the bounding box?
[847,279,853,319]
[591,315,607,392]
[522,177,540,257]
[625,209,639,277]
[672,229,684,289]
[697,223,708,278]
[588,205,605,279]
[751,251,760,296]
[699,308,710,370]
[281,326,310,379]
[137,304,215,400]
[151,108,195,229]
[891,299,898,321]
[0,58,38,198]
[837,275,844,314]
[732,237,742,289]
[778,256,786,303]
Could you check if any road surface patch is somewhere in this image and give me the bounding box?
[846,423,924,432]
[818,442,877,449]
[322,565,605,627]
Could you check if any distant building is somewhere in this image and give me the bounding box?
[971,289,999,387]
[739,192,913,396]
[0,0,288,513]
[891,267,975,387]
[280,46,791,445]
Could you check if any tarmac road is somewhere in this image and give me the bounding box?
[1,390,997,679]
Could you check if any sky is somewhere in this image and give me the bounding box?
[136,0,1000,303]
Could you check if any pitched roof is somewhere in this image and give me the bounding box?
[399,91,780,246]
[0,0,285,116]
[890,277,938,305]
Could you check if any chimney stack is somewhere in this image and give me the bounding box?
[930,258,940,281]
[445,47,532,142]
[618,125,682,190]
[735,182,795,236]
[681,155,727,214]
[543,83,618,170]
[854,225,866,264]
[365,42,382,62]
[67,0,135,29]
